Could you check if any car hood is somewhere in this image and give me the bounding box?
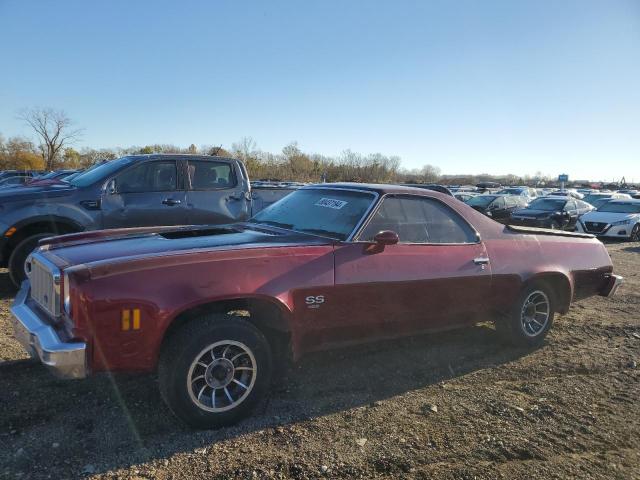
[580,211,640,224]
[0,183,76,202]
[43,223,334,267]
[512,209,553,218]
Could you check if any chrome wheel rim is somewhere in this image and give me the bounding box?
[187,340,257,412]
[520,290,550,337]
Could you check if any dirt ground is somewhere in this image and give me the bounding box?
[1,242,638,480]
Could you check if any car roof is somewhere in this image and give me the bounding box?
[301,182,453,199]
[609,199,640,204]
[124,154,238,162]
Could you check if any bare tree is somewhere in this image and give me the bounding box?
[19,107,83,170]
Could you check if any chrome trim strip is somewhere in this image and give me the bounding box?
[10,281,87,379]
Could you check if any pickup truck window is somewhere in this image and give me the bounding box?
[249,188,375,240]
[115,161,177,193]
[360,196,476,244]
[187,160,236,190]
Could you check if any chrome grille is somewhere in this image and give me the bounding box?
[28,253,61,317]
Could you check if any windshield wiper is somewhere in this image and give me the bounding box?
[298,228,343,239]
[251,220,294,230]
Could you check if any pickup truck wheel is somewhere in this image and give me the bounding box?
[158,315,272,429]
[496,283,555,347]
[8,233,54,287]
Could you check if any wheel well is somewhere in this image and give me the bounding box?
[162,298,293,366]
[527,273,572,314]
[2,221,82,265]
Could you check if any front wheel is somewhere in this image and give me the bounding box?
[158,315,272,429]
[631,224,640,242]
[496,283,556,347]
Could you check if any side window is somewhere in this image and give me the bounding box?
[565,200,577,211]
[504,196,516,208]
[492,197,506,209]
[360,196,476,244]
[115,161,177,194]
[187,160,237,190]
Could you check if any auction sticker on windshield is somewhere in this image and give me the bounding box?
[315,198,348,209]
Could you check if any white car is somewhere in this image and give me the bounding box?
[576,199,640,241]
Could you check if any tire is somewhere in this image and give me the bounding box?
[495,282,556,347]
[8,233,55,288]
[631,224,640,242]
[549,221,561,230]
[158,314,272,429]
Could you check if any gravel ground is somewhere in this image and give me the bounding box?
[1,241,638,480]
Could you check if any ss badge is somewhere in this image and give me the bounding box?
[305,295,325,309]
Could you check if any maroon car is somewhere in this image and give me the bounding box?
[11,184,623,428]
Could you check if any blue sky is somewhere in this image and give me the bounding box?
[1,0,638,181]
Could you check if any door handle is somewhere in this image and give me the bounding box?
[473,257,490,265]
[162,198,181,206]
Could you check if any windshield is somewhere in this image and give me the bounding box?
[69,158,133,188]
[528,198,567,211]
[597,202,640,214]
[249,188,376,240]
[466,195,496,207]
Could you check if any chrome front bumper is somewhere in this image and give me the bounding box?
[10,281,87,379]
[601,274,624,297]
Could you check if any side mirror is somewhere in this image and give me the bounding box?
[365,230,399,254]
[106,179,117,195]
[374,230,399,246]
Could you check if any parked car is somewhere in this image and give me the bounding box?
[583,192,631,206]
[496,187,538,201]
[0,170,42,181]
[616,189,639,196]
[465,194,527,223]
[547,190,584,200]
[0,175,31,188]
[575,199,640,241]
[11,183,622,428]
[454,192,479,202]
[509,197,594,230]
[0,154,251,286]
[475,182,501,193]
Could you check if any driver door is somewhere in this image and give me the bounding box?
[308,195,492,347]
[101,159,188,228]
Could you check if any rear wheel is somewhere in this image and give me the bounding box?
[496,283,556,347]
[158,314,272,429]
[8,233,54,287]
[631,224,640,242]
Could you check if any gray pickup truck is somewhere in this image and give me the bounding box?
[0,154,252,286]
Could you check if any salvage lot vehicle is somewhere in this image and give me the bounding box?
[0,154,251,286]
[509,197,593,230]
[465,194,528,223]
[575,199,640,241]
[10,183,622,428]
[583,192,631,206]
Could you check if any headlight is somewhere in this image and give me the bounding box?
[611,219,631,226]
